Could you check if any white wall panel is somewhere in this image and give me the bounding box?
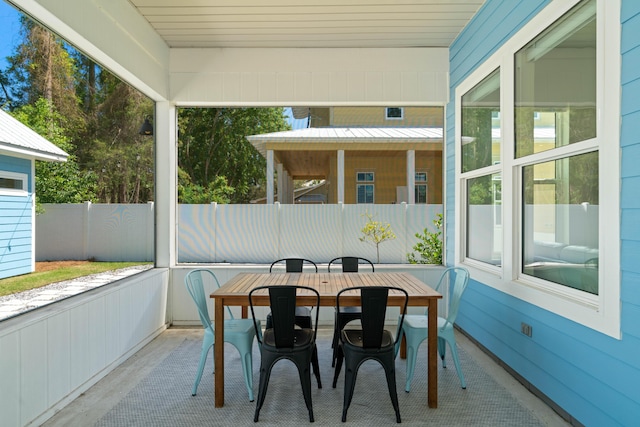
[46,312,71,407]
[0,332,20,427]
[20,322,47,426]
[87,298,107,376]
[0,268,169,427]
[170,48,448,105]
[69,304,90,391]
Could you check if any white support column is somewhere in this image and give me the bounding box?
[407,150,416,205]
[155,101,177,268]
[276,162,284,204]
[287,173,294,203]
[267,150,275,204]
[337,150,345,203]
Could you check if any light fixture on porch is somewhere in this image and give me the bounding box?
[138,116,153,136]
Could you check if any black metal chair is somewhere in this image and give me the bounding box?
[270,258,318,274]
[268,258,318,328]
[328,256,374,273]
[249,285,321,423]
[328,257,375,367]
[267,258,322,388]
[331,286,408,423]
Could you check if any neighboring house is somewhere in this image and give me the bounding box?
[247,106,443,204]
[0,110,68,280]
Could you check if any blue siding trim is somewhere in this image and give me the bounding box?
[449,0,640,425]
[0,155,33,279]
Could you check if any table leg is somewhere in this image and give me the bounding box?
[214,298,225,407]
[427,299,438,408]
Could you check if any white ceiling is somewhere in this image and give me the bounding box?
[128,0,486,49]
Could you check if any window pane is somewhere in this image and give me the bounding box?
[415,172,427,182]
[386,107,403,119]
[514,0,596,158]
[461,69,500,173]
[522,151,598,294]
[357,172,374,182]
[0,177,23,190]
[466,174,502,265]
[357,184,374,203]
[415,184,427,204]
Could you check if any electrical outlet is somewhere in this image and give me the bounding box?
[521,322,532,337]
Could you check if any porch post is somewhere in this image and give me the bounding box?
[267,150,274,204]
[407,150,415,204]
[276,162,284,204]
[287,172,294,203]
[155,101,177,267]
[337,149,345,203]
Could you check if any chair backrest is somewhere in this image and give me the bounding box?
[270,258,318,273]
[336,286,408,348]
[328,257,375,273]
[184,269,233,329]
[249,285,320,347]
[434,267,470,328]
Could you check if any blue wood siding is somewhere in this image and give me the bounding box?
[0,154,34,280]
[448,1,640,426]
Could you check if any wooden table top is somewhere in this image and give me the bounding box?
[210,272,441,306]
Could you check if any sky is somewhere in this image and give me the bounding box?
[0,1,21,69]
[0,1,307,130]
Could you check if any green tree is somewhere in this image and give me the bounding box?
[11,98,97,204]
[6,17,83,131]
[178,107,291,204]
[89,74,154,203]
[359,211,397,263]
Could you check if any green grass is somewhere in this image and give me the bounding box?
[0,262,151,297]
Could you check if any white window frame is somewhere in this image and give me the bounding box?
[415,171,428,204]
[454,0,620,338]
[0,170,28,196]
[385,107,404,120]
[356,171,375,204]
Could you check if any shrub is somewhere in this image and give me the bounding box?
[407,213,443,265]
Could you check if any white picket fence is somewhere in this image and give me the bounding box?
[36,202,443,263]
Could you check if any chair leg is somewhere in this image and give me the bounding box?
[229,333,257,402]
[241,349,255,402]
[381,353,401,423]
[341,354,359,422]
[311,345,322,388]
[331,326,339,367]
[446,338,467,389]
[294,354,315,422]
[254,355,275,423]
[332,344,344,388]
[192,341,212,396]
[438,336,447,368]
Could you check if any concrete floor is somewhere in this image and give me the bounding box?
[42,327,570,427]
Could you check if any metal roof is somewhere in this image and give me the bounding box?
[247,126,443,144]
[0,109,69,162]
[129,0,486,49]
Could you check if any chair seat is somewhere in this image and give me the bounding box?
[262,328,314,349]
[402,314,448,331]
[342,329,395,349]
[223,318,256,335]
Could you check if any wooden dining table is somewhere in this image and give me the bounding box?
[209,272,442,408]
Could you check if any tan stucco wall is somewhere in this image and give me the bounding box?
[327,151,442,204]
[309,106,443,127]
